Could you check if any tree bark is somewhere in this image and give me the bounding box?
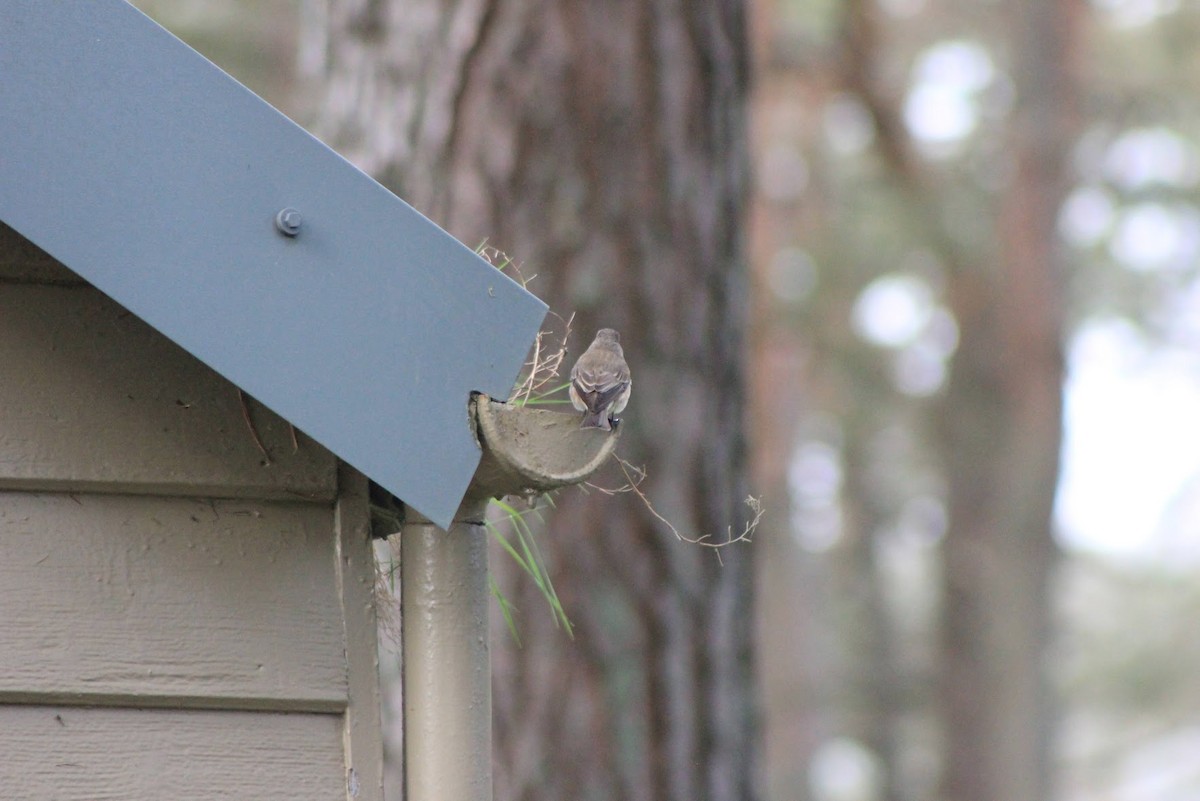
[305,2,759,800]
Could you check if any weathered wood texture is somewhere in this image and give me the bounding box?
[334,466,386,800]
[0,492,347,710]
[0,705,345,800]
[0,278,337,501]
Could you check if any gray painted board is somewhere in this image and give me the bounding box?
[0,1,547,528]
[0,493,348,710]
[0,283,337,499]
[0,706,345,800]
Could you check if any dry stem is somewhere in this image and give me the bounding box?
[509,310,574,404]
[589,455,762,560]
[237,389,271,464]
[475,242,573,405]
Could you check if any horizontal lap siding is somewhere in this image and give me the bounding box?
[0,219,380,799]
[0,280,337,500]
[0,492,347,710]
[0,705,345,800]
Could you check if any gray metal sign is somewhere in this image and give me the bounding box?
[0,1,546,528]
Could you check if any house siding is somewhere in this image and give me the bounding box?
[1,706,346,799]
[0,224,382,800]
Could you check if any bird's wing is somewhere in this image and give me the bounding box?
[591,380,629,407]
[572,371,630,414]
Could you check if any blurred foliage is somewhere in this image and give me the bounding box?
[755,0,1200,799]
[1061,555,1200,719]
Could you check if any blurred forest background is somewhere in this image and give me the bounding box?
[133,1,1200,800]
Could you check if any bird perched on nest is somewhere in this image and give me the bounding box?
[569,328,632,431]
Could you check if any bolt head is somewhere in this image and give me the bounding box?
[275,208,302,237]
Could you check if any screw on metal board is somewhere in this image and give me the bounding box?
[275,207,302,237]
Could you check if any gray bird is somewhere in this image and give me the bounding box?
[569,328,631,431]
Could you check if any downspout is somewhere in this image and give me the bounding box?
[402,502,492,800]
[400,395,619,801]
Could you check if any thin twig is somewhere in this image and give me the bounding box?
[588,455,762,557]
[509,310,574,404]
[477,241,538,287]
[474,242,573,405]
[237,389,271,464]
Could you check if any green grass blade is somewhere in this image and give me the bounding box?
[489,498,574,637]
[490,575,521,647]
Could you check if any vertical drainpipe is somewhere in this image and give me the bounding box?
[397,395,620,801]
[401,500,492,801]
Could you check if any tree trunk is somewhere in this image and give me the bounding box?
[935,2,1078,800]
[305,2,759,800]
[837,0,1080,797]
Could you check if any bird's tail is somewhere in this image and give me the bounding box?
[579,410,612,431]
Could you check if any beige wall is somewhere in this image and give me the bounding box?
[0,224,382,800]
